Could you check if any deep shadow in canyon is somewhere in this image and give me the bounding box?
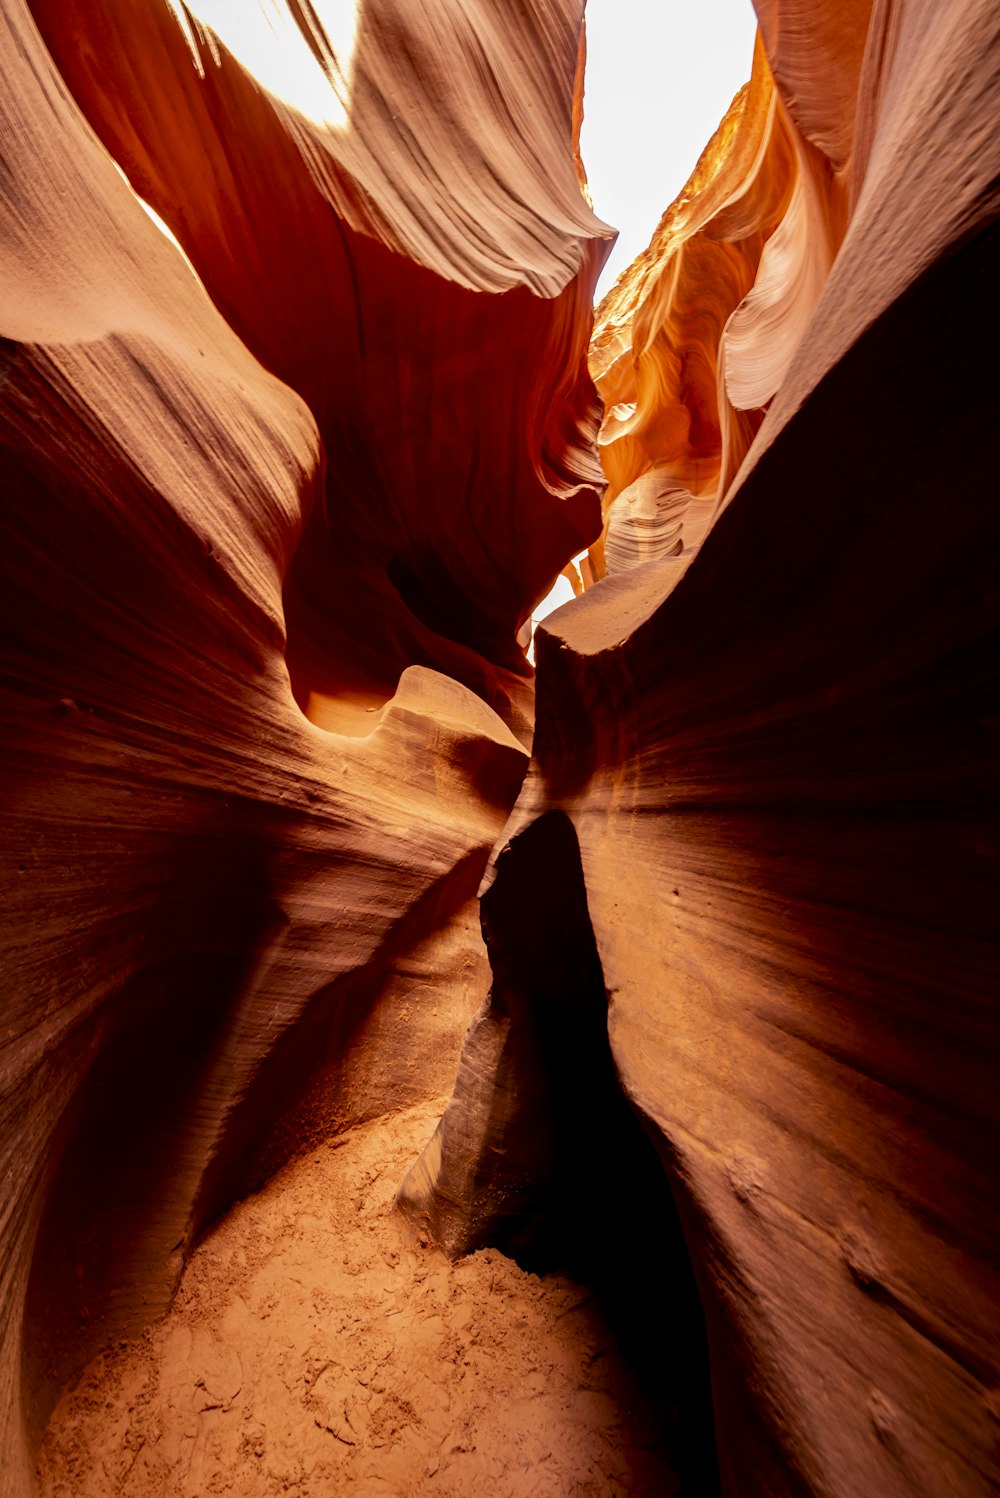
[5,0,999,1492]
[406,810,722,1495]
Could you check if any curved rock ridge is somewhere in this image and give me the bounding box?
[0,1,608,1491]
[4,0,1000,1495]
[588,5,872,580]
[588,39,787,577]
[407,0,1000,1493]
[29,0,613,733]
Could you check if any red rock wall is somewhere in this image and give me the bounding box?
[29,0,611,736]
[0,2,607,1491]
[3,0,999,1494]
[404,0,1000,1493]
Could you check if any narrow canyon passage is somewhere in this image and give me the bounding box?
[32,807,721,1494]
[2,0,998,1495]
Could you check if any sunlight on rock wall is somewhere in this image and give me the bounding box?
[407,4,1000,1496]
[0,3,607,1491]
[588,5,880,578]
[1,2,998,1496]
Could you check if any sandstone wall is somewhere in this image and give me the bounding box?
[404,1,1000,1493]
[0,2,606,1490]
[2,1,998,1494]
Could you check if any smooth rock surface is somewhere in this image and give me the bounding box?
[0,2,603,1492]
[3,0,999,1495]
[408,1,1000,1494]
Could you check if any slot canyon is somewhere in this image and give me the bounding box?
[1,0,998,1493]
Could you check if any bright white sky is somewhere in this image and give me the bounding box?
[580,0,759,302]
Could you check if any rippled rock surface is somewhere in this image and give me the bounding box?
[0,2,607,1490]
[3,1,999,1495]
[408,1,1000,1494]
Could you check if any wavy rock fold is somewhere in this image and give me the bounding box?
[2,1,998,1495]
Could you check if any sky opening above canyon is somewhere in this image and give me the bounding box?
[527,0,760,642]
[160,0,760,642]
[581,0,759,303]
[159,0,758,308]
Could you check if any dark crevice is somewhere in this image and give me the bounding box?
[400,809,720,1494]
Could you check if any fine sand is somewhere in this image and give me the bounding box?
[37,1100,678,1496]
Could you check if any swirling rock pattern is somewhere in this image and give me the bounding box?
[0,1,606,1491]
[28,0,612,735]
[406,0,1000,1494]
[588,0,873,580]
[3,0,1000,1495]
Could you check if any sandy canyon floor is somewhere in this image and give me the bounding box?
[37,1100,681,1496]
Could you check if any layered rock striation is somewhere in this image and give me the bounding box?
[406,1,1000,1495]
[2,0,999,1496]
[29,0,611,737]
[589,0,873,578]
[0,2,607,1492]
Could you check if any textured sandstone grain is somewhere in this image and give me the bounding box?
[37,1102,681,1498]
[1,2,604,1492]
[3,0,999,1496]
[30,0,613,730]
[412,0,1000,1490]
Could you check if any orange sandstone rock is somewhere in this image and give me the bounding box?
[407,1,1000,1494]
[0,2,604,1491]
[29,0,612,733]
[587,6,868,583]
[3,0,1000,1495]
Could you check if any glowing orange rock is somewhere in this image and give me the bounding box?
[588,5,874,583]
[30,0,612,733]
[0,2,606,1489]
[409,2,1000,1495]
[4,0,999,1494]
